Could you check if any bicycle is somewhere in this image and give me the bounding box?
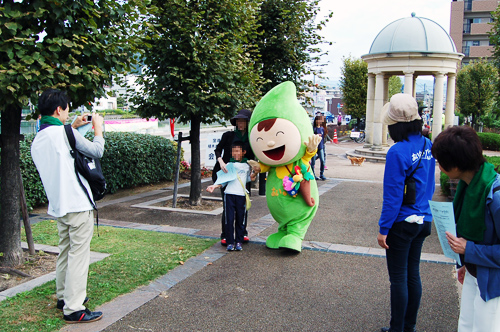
[350,130,365,143]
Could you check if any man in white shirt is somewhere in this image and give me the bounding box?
[31,89,105,324]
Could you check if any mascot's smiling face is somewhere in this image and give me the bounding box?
[250,118,301,166]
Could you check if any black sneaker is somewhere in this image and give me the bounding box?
[57,297,89,310]
[64,308,103,324]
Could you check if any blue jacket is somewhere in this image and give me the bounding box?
[379,134,435,235]
[314,126,325,150]
[464,174,500,302]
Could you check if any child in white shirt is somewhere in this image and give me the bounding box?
[207,141,256,251]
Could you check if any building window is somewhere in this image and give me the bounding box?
[473,41,480,46]
[464,0,472,11]
[463,19,471,34]
[462,46,470,56]
[472,18,492,24]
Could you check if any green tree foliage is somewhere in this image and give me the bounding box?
[456,59,498,128]
[133,0,263,205]
[388,76,403,100]
[0,0,147,267]
[489,5,500,108]
[255,0,333,93]
[339,56,368,122]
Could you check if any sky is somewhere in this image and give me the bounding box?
[314,0,453,85]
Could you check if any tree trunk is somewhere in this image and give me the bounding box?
[0,105,23,267]
[189,114,202,205]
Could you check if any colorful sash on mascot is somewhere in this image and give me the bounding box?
[282,162,315,206]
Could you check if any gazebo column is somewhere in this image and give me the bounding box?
[371,72,384,151]
[445,73,457,129]
[382,75,389,146]
[413,75,418,98]
[404,71,414,95]
[432,72,446,141]
[364,73,375,147]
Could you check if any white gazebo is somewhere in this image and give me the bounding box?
[361,13,464,150]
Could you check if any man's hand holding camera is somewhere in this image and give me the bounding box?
[71,113,104,137]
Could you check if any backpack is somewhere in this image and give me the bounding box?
[64,125,106,205]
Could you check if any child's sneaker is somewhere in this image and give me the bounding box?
[226,244,235,251]
[235,243,243,251]
[243,235,250,243]
[324,166,329,170]
[221,238,227,246]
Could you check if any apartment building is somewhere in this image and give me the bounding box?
[450,0,500,65]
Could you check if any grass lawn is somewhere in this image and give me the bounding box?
[1,220,217,332]
[486,155,500,166]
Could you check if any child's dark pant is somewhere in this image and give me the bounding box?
[223,194,246,245]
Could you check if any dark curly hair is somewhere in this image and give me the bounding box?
[431,126,485,172]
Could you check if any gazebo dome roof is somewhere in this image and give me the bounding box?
[369,13,458,55]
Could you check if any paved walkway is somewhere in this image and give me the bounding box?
[47,140,461,331]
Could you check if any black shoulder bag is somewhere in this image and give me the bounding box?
[402,139,427,205]
[64,125,106,204]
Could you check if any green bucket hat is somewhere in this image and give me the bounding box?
[249,82,313,165]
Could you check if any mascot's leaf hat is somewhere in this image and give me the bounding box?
[249,82,313,167]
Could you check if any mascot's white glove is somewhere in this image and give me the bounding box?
[304,134,322,153]
[247,160,261,173]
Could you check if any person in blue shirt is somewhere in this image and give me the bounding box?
[310,115,326,181]
[377,94,435,332]
[432,126,500,332]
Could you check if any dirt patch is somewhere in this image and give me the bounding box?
[0,250,57,292]
[160,196,223,211]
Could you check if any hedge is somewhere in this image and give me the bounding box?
[477,132,500,151]
[439,155,500,197]
[4,131,178,211]
[20,134,47,210]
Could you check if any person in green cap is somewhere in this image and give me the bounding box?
[247,82,321,252]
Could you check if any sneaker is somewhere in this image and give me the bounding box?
[57,297,89,310]
[63,308,103,324]
[243,235,250,243]
[320,176,327,181]
[221,238,227,246]
[235,243,243,251]
[226,244,235,251]
[324,166,329,170]
[315,177,320,181]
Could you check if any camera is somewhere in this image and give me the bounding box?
[87,115,92,122]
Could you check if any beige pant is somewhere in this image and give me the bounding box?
[56,210,94,315]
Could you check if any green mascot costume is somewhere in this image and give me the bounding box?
[248,82,321,252]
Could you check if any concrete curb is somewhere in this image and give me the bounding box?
[0,243,109,303]
[60,245,228,332]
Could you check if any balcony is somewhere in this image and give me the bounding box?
[472,0,499,12]
[469,45,493,58]
[470,23,492,35]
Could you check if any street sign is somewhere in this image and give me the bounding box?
[205,133,222,168]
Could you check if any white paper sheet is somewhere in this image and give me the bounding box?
[428,200,460,262]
